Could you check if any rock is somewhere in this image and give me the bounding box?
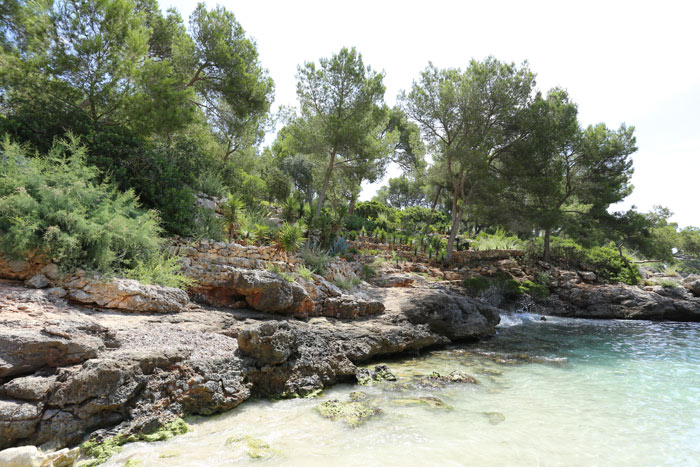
[0,399,43,449]
[0,328,102,378]
[65,274,189,313]
[323,294,384,319]
[392,396,452,410]
[483,411,506,425]
[237,322,297,365]
[0,375,58,400]
[400,288,501,340]
[315,399,382,427]
[683,275,700,296]
[373,273,417,288]
[0,255,48,281]
[26,274,50,289]
[46,287,67,298]
[546,282,700,321]
[579,271,597,282]
[356,365,396,385]
[225,435,277,460]
[0,445,46,467]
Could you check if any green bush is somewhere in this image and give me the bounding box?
[463,275,490,294]
[520,280,550,299]
[0,136,164,275]
[472,228,523,251]
[584,245,641,285]
[296,265,314,280]
[361,264,377,281]
[300,245,331,275]
[277,222,305,252]
[123,251,194,289]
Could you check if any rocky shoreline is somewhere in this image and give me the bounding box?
[1,245,700,464]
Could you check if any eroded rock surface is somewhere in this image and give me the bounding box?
[0,275,500,450]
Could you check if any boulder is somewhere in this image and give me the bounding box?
[237,322,297,365]
[26,274,50,289]
[0,446,46,467]
[683,275,700,296]
[64,273,189,313]
[0,399,43,449]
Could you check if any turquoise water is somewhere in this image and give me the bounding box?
[108,314,700,466]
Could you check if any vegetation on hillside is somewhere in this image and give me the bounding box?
[1,0,698,285]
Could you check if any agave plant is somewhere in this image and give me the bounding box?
[277,222,305,253]
[221,195,244,243]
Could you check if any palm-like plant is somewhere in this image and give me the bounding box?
[277,222,306,253]
[221,195,244,243]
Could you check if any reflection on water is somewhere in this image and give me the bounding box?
[107,313,700,467]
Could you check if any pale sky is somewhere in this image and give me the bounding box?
[163,0,700,227]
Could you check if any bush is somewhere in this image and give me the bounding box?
[123,251,194,290]
[277,222,305,253]
[463,275,490,294]
[584,245,641,285]
[296,265,314,280]
[300,245,331,275]
[329,237,349,256]
[472,228,523,251]
[0,136,164,275]
[520,280,550,299]
[361,264,377,281]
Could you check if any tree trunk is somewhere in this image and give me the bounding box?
[315,152,336,218]
[348,195,357,215]
[423,186,443,236]
[445,192,464,263]
[543,228,552,263]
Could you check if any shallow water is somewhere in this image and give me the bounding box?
[108,314,700,466]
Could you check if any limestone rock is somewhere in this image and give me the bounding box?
[64,273,189,313]
[0,446,46,467]
[683,275,700,296]
[0,399,43,449]
[237,322,297,365]
[26,274,50,289]
[0,328,102,378]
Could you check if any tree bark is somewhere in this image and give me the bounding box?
[315,151,336,217]
[543,228,552,262]
[445,192,465,262]
[423,185,443,236]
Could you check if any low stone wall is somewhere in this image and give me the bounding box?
[171,238,358,283]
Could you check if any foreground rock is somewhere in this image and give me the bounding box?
[0,277,499,451]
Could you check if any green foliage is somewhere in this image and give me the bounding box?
[329,237,349,256]
[300,245,331,275]
[296,265,314,280]
[0,136,162,274]
[333,277,355,290]
[221,196,245,242]
[123,251,194,290]
[520,280,550,299]
[584,245,641,285]
[282,195,302,223]
[463,275,490,294]
[277,222,305,253]
[651,278,680,288]
[472,228,523,251]
[361,264,377,281]
[528,236,640,285]
[195,169,228,198]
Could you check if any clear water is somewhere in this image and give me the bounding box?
[108,314,700,466]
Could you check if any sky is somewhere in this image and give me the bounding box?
[163,0,700,227]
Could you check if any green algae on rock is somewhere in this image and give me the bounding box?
[356,364,397,385]
[79,418,189,465]
[225,435,278,459]
[316,399,382,427]
[482,411,506,424]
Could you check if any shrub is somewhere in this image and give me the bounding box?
[281,196,301,223]
[123,251,194,290]
[329,237,349,256]
[584,245,641,285]
[300,245,331,275]
[0,136,163,275]
[333,277,354,290]
[221,196,245,242]
[361,264,377,281]
[463,275,490,294]
[653,278,679,288]
[195,169,228,198]
[520,280,550,299]
[296,265,314,280]
[277,222,305,253]
[472,228,523,251]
